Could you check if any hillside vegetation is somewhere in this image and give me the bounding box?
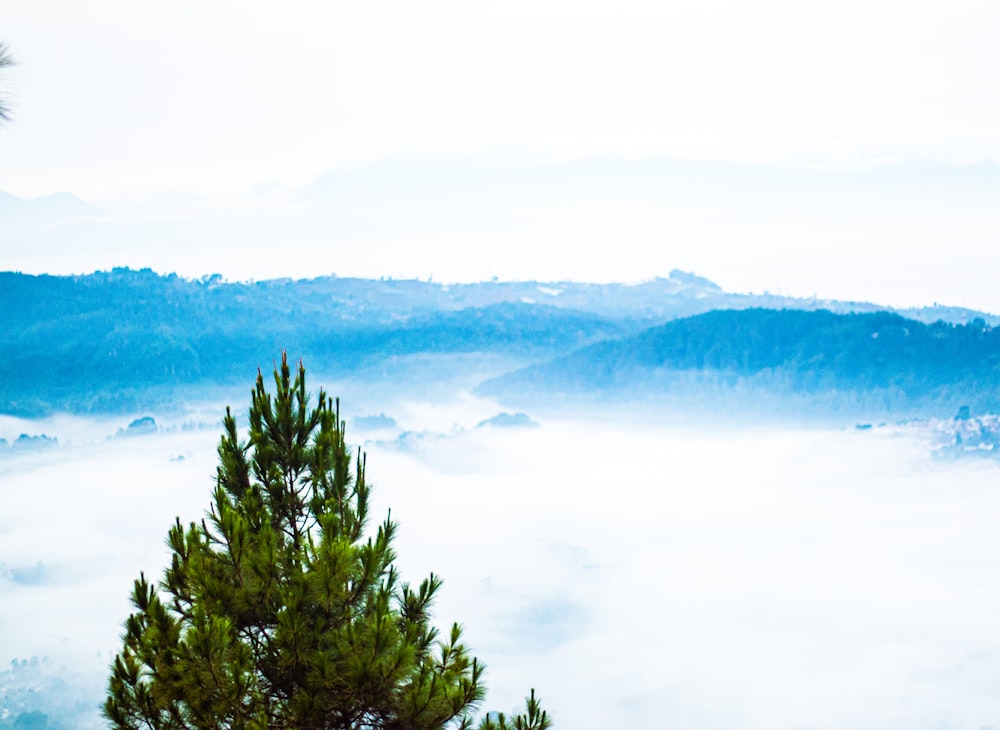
[3,269,999,418]
[479,308,1000,419]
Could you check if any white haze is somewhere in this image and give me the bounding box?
[3,394,1000,728]
[6,2,1000,313]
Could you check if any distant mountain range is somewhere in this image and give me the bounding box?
[2,268,1000,418]
[0,190,101,234]
[5,156,1000,301]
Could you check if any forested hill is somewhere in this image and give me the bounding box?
[478,309,1000,418]
[4,267,995,329]
[3,269,999,417]
[0,269,627,415]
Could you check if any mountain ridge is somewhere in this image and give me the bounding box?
[477,308,1000,419]
[3,268,999,418]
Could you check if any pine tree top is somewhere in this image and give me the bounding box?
[105,353,551,730]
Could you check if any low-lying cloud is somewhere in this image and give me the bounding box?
[2,397,1000,728]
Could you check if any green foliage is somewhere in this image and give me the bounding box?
[105,355,549,729]
[0,42,13,123]
[476,690,550,730]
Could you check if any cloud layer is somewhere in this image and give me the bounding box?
[5,395,999,727]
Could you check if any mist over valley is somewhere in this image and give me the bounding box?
[4,268,999,422]
[4,271,1000,727]
[3,387,1000,729]
[6,4,1000,725]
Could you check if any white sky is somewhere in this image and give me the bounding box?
[2,1,1000,308]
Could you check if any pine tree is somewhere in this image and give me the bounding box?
[105,354,551,730]
[0,42,14,123]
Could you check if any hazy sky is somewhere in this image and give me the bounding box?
[2,1,1000,308]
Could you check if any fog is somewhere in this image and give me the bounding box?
[3,391,1000,728]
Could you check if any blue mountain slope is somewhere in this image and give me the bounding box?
[3,270,999,417]
[477,309,1000,418]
